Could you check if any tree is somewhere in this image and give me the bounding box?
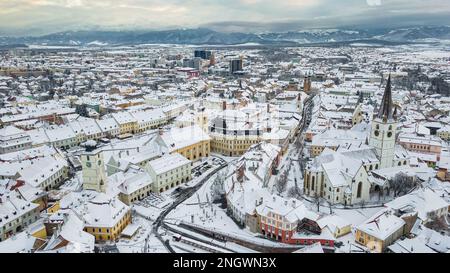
[211,172,225,202]
[389,173,418,197]
[310,192,322,212]
[275,169,289,195]
[294,137,302,151]
[287,186,298,199]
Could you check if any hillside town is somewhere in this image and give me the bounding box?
[0,44,449,254]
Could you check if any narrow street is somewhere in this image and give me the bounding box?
[151,157,231,253]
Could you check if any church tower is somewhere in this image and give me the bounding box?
[81,149,107,192]
[369,75,397,169]
[303,76,312,93]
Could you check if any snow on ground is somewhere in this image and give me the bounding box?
[60,171,83,191]
[133,204,163,221]
[167,171,303,249]
[116,216,167,253]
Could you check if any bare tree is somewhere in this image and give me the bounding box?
[211,172,225,202]
[294,137,302,152]
[310,193,322,212]
[287,186,298,198]
[389,173,418,197]
[275,170,289,195]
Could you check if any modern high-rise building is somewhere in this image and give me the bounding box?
[230,59,243,74]
[183,57,202,70]
[194,50,212,60]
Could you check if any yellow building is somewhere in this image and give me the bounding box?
[56,191,132,242]
[83,212,132,242]
[437,126,450,141]
[174,140,210,161]
[82,195,132,242]
[160,125,211,162]
[317,215,351,239]
[112,112,138,135]
[355,209,405,253]
[47,201,61,214]
[310,145,338,157]
[208,106,291,157]
[116,171,154,205]
[210,134,261,157]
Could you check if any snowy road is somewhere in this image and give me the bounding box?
[151,157,231,253]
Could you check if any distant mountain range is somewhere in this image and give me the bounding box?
[1,26,450,46]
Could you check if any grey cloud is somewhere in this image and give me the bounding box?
[0,0,449,35]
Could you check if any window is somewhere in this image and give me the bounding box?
[357,182,363,198]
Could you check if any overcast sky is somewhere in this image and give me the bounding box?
[0,0,449,35]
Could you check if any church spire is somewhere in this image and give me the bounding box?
[377,74,394,122]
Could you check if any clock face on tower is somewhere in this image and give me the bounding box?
[86,162,92,168]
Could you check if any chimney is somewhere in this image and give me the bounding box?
[267,104,270,113]
[284,200,288,206]
[222,101,227,111]
[292,200,296,208]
